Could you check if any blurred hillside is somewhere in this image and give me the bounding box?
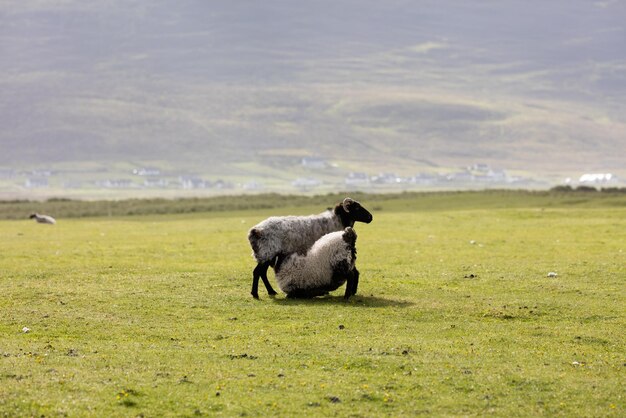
[1,1,625,197]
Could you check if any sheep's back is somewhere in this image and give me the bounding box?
[248,211,342,262]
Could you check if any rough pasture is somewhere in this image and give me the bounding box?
[0,192,624,417]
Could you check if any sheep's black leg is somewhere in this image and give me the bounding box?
[251,262,270,298]
[251,264,261,299]
[251,261,276,299]
[344,275,354,299]
[351,268,360,296]
[344,268,360,299]
[260,262,277,296]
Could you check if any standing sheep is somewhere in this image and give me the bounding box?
[247,197,372,298]
[274,227,359,299]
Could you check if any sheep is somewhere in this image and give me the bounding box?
[274,227,359,299]
[29,213,56,224]
[247,197,372,298]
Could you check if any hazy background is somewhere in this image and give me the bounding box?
[1,0,625,198]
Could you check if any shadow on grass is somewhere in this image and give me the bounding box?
[272,294,414,308]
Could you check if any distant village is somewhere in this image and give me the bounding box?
[0,157,622,196]
[291,160,620,192]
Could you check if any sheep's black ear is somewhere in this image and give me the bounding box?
[342,197,355,212]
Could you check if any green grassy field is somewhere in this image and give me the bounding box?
[1,192,625,416]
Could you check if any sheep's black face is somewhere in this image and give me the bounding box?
[344,199,373,224]
[336,198,373,226]
[353,204,373,224]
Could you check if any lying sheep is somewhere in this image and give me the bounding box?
[247,197,372,298]
[29,213,56,224]
[274,227,359,299]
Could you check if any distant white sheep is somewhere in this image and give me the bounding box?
[29,213,56,224]
[247,197,372,298]
[274,227,359,299]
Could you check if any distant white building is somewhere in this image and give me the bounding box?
[476,169,508,183]
[96,179,134,188]
[410,173,438,185]
[467,163,491,173]
[133,167,161,176]
[579,173,616,184]
[144,178,168,188]
[180,177,211,189]
[345,172,369,186]
[446,171,474,182]
[243,181,263,190]
[371,173,402,184]
[25,178,49,188]
[292,177,321,190]
[301,157,328,169]
[213,179,233,189]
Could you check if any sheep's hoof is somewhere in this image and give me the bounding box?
[268,290,278,296]
[251,292,260,299]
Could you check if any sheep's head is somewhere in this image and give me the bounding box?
[339,197,373,225]
[29,213,37,219]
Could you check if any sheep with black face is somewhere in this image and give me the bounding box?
[247,197,372,298]
[29,213,56,224]
[274,227,359,299]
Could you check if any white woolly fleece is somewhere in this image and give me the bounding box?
[274,229,355,294]
[249,209,344,263]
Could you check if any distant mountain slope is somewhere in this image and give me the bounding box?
[1,0,625,177]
